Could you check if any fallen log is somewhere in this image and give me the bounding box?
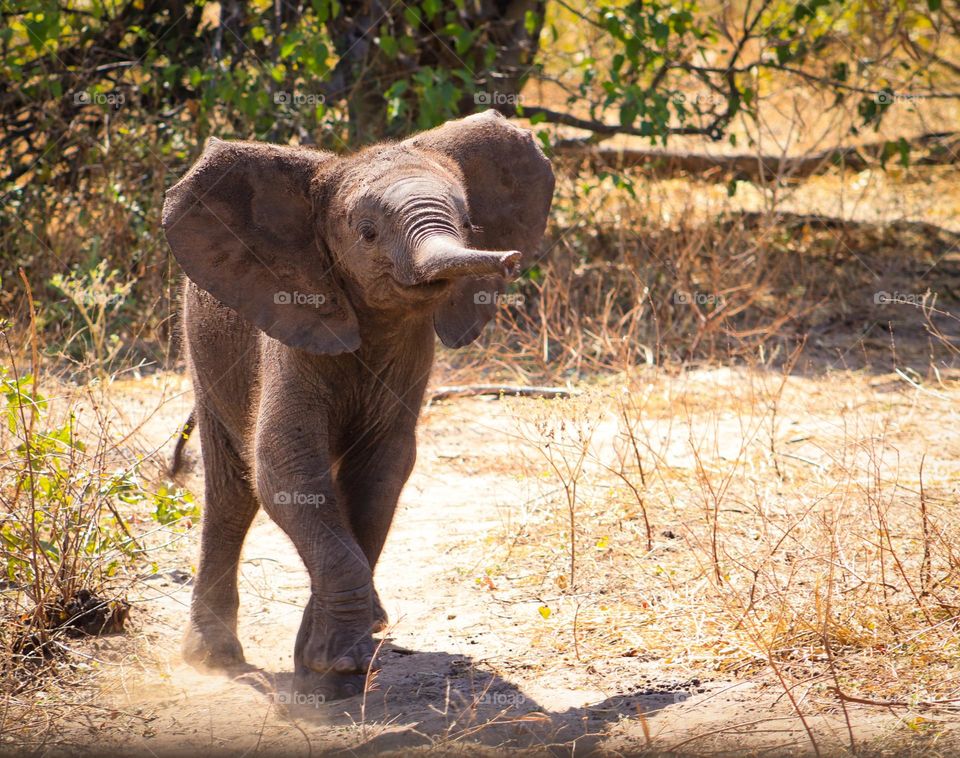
[428,385,575,402]
[556,131,960,183]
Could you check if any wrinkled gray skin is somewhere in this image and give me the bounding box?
[162,111,554,700]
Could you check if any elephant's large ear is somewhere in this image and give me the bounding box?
[162,138,360,355]
[407,110,555,348]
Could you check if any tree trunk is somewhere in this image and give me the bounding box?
[325,0,546,143]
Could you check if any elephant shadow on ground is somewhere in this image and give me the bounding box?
[226,642,703,754]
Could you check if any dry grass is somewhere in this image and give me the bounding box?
[456,360,960,752]
[439,159,960,386]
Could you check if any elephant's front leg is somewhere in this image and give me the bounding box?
[255,398,376,700]
[335,419,418,632]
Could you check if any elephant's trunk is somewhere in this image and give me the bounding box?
[401,236,522,286]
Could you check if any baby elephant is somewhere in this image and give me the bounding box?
[162,110,555,699]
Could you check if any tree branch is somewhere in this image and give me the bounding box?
[501,104,723,138]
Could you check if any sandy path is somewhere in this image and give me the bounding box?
[69,373,898,757]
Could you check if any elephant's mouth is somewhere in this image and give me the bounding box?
[390,275,453,295]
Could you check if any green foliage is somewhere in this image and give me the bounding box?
[547,0,947,146]
[48,261,133,374]
[150,485,198,527]
[0,364,195,612]
[0,0,949,178]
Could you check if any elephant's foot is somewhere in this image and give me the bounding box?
[182,620,246,671]
[295,585,378,700]
[302,616,376,679]
[371,587,389,633]
[292,666,367,702]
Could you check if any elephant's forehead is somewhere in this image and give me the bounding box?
[377,174,452,203]
[357,146,458,186]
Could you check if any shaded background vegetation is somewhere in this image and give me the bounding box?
[3,0,960,375]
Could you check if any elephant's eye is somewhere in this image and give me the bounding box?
[358,221,377,243]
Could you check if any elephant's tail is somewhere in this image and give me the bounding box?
[170,408,196,477]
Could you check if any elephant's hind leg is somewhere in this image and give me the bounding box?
[182,404,259,671]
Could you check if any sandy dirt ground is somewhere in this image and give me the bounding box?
[36,369,954,757]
